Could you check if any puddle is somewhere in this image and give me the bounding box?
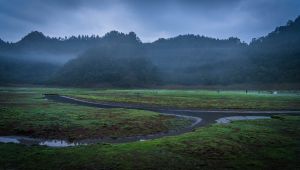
[39,140,85,147]
[0,116,273,147]
[0,136,20,144]
[0,136,85,147]
[216,116,271,124]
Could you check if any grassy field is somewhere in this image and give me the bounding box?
[70,89,300,110]
[1,87,300,169]
[1,87,300,110]
[1,115,300,169]
[0,88,190,140]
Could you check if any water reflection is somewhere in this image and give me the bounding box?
[0,116,271,147]
[216,116,270,124]
[39,140,86,147]
[0,136,85,147]
[0,136,20,144]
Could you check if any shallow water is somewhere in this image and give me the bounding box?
[0,136,83,147]
[0,116,269,147]
[0,116,201,147]
[0,137,20,144]
[216,116,270,124]
[39,140,84,147]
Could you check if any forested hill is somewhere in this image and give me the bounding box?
[246,16,300,84]
[51,44,159,87]
[144,35,247,85]
[250,17,300,48]
[0,38,5,45]
[0,31,141,63]
[0,16,299,87]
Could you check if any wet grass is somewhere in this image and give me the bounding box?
[70,89,300,110]
[1,87,300,110]
[0,115,299,169]
[0,89,190,140]
[1,87,300,169]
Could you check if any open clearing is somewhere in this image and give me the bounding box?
[0,88,191,141]
[3,87,299,110]
[1,87,300,169]
[67,89,300,110]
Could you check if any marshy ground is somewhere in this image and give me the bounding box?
[1,87,300,169]
[0,88,191,141]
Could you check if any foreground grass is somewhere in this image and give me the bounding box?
[1,115,300,169]
[1,87,300,169]
[1,87,300,110]
[0,89,190,140]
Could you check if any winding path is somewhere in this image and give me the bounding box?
[1,94,300,147]
[46,94,300,127]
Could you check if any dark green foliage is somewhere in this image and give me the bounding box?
[52,44,160,87]
[146,35,248,85]
[246,16,300,83]
[0,56,59,84]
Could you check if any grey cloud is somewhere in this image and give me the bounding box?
[0,0,299,43]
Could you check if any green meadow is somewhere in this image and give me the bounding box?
[0,87,300,169]
[0,87,190,140]
[1,116,300,169]
[69,89,300,110]
[2,87,300,110]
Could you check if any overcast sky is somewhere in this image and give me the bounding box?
[0,0,299,43]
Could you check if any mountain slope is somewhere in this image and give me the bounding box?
[52,44,160,87]
[247,16,300,83]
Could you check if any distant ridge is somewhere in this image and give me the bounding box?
[0,16,299,86]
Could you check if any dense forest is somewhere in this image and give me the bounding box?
[0,16,299,87]
[52,44,160,87]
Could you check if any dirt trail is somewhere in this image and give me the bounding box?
[1,94,299,147]
[47,94,300,126]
